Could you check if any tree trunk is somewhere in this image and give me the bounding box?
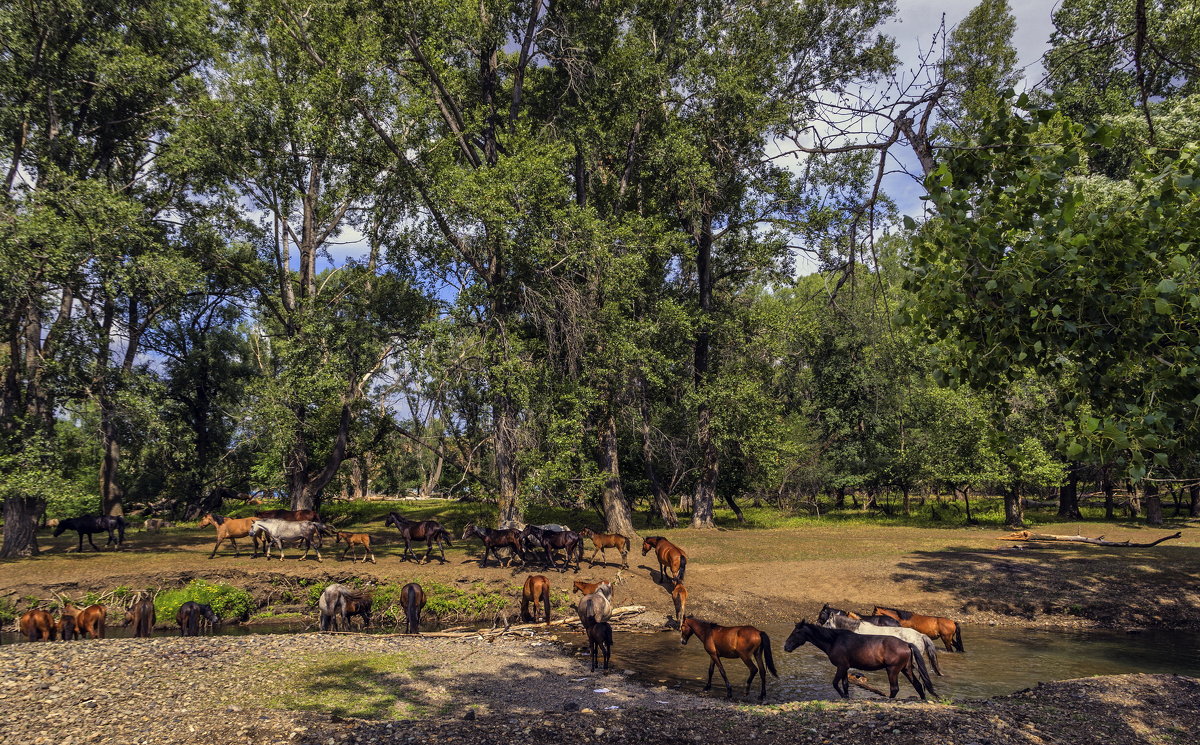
[99,396,124,517]
[902,487,910,516]
[1190,484,1199,518]
[1004,484,1024,528]
[1144,481,1163,526]
[638,389,677,528]
[722,491,745,523]
[690,212,717,530]
[1057,462,1081,519]
[962,486,974,523]
[598,412,637,538]
[1103,475,1115,519]
[1,495,42,558]
[690,403,718,529]
[493,394,521,525]
[835,486,845,509]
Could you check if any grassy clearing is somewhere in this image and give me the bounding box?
[263,652,438,719]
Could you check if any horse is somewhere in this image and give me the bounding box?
[53,515,127,552]
[319,584,353,631]
[783,621,933,700]
[522,575,552,624]
[587,621,613,671]
[198,514,260,558]
[680,617,778,702]
[873,605,964,652]
[142,518,175,532]
[576,581,613,628]
[401,583,425,634]
[124,599,156,638]
[672,582,688,625]
[578,529,630,568]
[817,603,901,628]
[249,519,323,561]
[572,580,603,595]
[461,523,526,567]
[641,536,687,583]
[57,614,76,641]
[19,609,55,642]
[522,525,583,573]
[177,601,218,636]
[74,604,107,639]
[384,513,452,564]
[821,611,943,676]
[334,531,377,563]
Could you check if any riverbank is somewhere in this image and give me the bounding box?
[0,634,1194,745]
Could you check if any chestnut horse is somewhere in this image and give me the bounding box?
[522,575,551,624]
[783,621,933,699]
[198,514,260,558]
[680,617,777,701]
[73,604,107,639]
[401,583,426,634]
[334,532,376,564]
[124,599,156,638]
[671,582,688,625]
[873,606,964,652]
[641,536,687,583]
[578,529,630,568]
[19,609,56,642]
[572,580,603,595]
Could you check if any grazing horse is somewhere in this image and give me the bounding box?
[249,519,323,561]
[177,601,218,636]
[73,604,107,639]
[522,525,583,572]
[401,583,426,634]
[522,575,552,624]
[641,536,687,583]
[680,617,778,702]
[672,582,688,625]
[54,515,127,552]
[385,513,452,564]
[587,621,613,671]
[198,514,260,559]
[873,606,964,652]
[461,523,526,567]
[57,614,76,641]
[19,609,56,642]
[575,581,613,627]
[578,529,630,568]
[572,580,603,595]
[124,599,156,638]
[319,584,355,631]
[783,621,933,700]
[334,532,377,564]
[821,611,943,676]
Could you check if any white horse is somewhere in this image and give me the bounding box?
[821,613,943,676]
[250,519,323,561]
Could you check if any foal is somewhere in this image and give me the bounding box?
[334,532,377,564]
[587,621,613,671]
[19,609,56,642]
[680,617,777,701]
[578,529,630,568]
[74,604,107,639]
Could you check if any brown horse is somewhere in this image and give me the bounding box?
[671,582,688,624]
[198,514,260,558]
[522,575,552,624]
[401,583,426,634]
[572,580,603,595]
[74,604,107,639]
[642,536,687,583]
[783,621,933,699]
[680,617,778,701]
[385,513,452,563]
[587,621,613,671]
[578,529,630,568]
[57,613,76,641]
[334,532,377,563]
[873,606,964,652]
[124,599,156,638]
[19,609,56,642]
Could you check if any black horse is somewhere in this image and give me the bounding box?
[176,601,219,636]
[54,515,128,552]
[817,603,901,628]
[384,513,452,563]
[401,582,425,634]
[521,525,583,572]
[783,621,934,700]
[461,523,526,567]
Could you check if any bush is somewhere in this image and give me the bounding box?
[154,579,255,623]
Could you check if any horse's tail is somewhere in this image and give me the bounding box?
[405,587,419,633]
[909,643,935,697]
[187,608,199,637]
[541,583,551,623]
[923,636,943,676]
[953,622,964,652]
[677,553,687,584]
[761,632,779,677]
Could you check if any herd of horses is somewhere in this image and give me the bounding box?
[26,507,970,704]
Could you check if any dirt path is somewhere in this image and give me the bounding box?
[4,519,1199,630]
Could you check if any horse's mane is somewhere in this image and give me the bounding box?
[802,621,843,642]
[211,514,227,525]
[877,605,913,620]
[686,616,720,629]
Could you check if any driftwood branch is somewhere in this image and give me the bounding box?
[847,673,889,697]
[997,531,1183,548]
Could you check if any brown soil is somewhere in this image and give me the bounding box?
[5,519,1199,631]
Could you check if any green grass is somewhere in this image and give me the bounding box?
[305,579,511,625]
[266,652,425,719]
[155,579,255,623]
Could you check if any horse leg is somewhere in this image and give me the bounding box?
[423,538,434,564]
[704,659,716,692]
[741,653,757,695]
[834,668,849,698]
[886,664,901,698]
[941,630,955,652]
[754,648,767,701]
[620,547,629,568]
[901,662,924,700]
[88,532,100,551]
[713,657,734,699]
[589,546,601,566]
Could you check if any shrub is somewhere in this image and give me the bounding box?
[154,579,255,622]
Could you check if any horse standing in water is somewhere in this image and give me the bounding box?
[73,604,107,639]
[873,605,964,652]
[671,582,688,626]
[54,515,127,552]
[522,575,552,624]
[401,583,426,634]
[820,610,943,676]
[177,602,219,636]
[817,603,901,628]
[125,599,156,638]
[575,581,613,627]
[587,621,613,671]
[19,610,56,641]
[385,513,452,564]
[641,537,687,583]
[783,621,934,700]
[680,617,778,702]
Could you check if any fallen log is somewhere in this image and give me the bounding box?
[373,605,649,639]
[997,530,1182,548]
[847,673,889,697]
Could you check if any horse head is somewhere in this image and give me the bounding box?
[817,604,844,624]
[52,520,68,537]
[641,536,657,556]
[679,617,695,645]
[783,621,812,653]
